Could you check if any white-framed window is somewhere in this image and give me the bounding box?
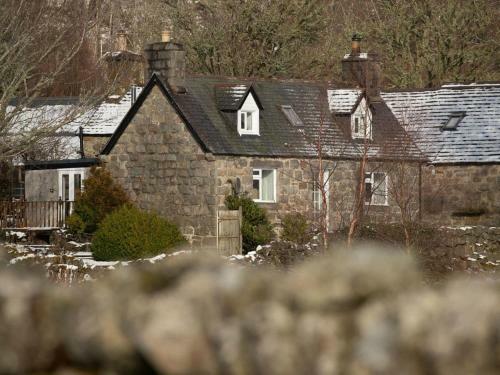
[351,97,372,139]
[313,170,330,213]
[365,172,388,206]
[252,169,276,202]
[237,92,260,135]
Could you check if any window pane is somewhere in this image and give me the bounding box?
[313,189,321,211]
[74,174,82,197]
[373,173,387,205]
[246,112,252,131]
[354,117,359,133]
[253,178,260,192]
[240,112,246,130]
[365,182,372,203]
[62,175,69,201]
[261,170,274,201]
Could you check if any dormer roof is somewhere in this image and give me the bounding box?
[215,84,263,111]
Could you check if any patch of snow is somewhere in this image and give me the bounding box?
[168,250,192,257]
[147,254,166,264]
[67,241,90,248]
[8,231,26,239]
[9,253,36,264]
[54,264,79,271]
[81,259,119,269]
[72,251,93,257]
[230,255,245,260]
[467,257,477,262]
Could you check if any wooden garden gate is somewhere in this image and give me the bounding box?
[217,207,242,256]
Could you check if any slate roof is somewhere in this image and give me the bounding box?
[327,89,362,113]
[103,74,424,161]
[81,87,142,135]
[8,87,140,162]
[382,83,500,164]
[214,84,250,111]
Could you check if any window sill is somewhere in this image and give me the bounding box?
[239,131,260,136]
[254,199,276,204]
[352,136,373,141]
[365,202,389,207]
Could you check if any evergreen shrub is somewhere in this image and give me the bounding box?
[225,191,274,253]
[68,167,130,233]
[281,212,312,244]
[92,205,186,261]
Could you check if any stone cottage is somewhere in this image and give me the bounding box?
[383,84,500,226]
[99,36,424,245]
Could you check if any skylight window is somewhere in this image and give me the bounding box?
[442,111,466,130]
[281,105,304,127]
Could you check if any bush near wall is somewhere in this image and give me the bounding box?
[67,167,130,234]
[225,192,274,253]
[281,212,313,244]
[92,205,186,261]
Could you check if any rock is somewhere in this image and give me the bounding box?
[0,246,498,374]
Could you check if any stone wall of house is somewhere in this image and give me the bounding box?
[215,156,415,231]
[25,170,59,201]
[101,86,217,246]
[436,226,500,257]
[422,164,500,226]
[83,136,109,157]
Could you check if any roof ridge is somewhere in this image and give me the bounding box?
[187,74,336,86]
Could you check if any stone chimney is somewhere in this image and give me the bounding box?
[341,34,382,100]
[144,29,186,93]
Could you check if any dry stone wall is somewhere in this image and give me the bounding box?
[0,249,498,375]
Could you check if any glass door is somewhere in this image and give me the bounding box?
[58,169,85,216]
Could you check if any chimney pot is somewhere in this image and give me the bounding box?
[161,29,171,43]
[116,31,128,51]
[351,33,362,55]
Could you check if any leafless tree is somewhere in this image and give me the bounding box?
[0,0,114,163]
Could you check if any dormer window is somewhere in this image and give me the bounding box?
[351,97,372,140]
[237,92,260,135]
[442,111,466,130]
[239,111,254,132]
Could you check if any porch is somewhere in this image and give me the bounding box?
[0,200,74,230]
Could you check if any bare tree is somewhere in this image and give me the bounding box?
[0,0,110,162]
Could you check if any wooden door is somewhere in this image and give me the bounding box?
[217,207,242,256]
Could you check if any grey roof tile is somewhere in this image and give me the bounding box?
[382,83,500,164]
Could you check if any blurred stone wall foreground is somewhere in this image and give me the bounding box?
[0,248,499,375]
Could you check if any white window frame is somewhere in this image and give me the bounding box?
[237,92,260,136]
[313,170,330,213]
[313,169,330,230]
[351,97,372,140]
[252,169,276,203]
[58,168,86,202]
[364,172,388,206]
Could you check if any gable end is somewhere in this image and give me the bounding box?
[101,73,210,155]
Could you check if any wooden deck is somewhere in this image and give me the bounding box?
[0,201,74,230]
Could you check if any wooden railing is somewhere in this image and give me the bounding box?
[0,201,74,229]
